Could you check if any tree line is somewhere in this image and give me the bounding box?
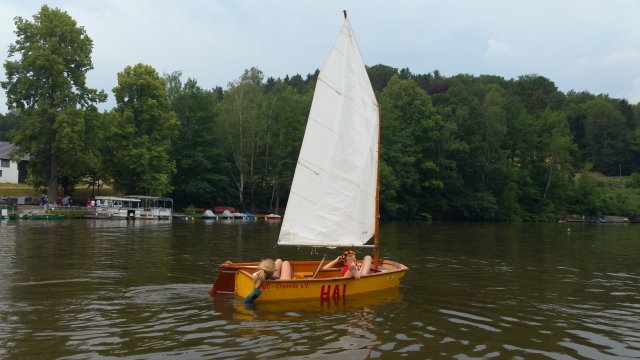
[2,6,640,221]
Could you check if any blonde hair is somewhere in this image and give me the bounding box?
[253,258,276,289]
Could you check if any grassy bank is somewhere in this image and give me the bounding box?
[0,183,40,199]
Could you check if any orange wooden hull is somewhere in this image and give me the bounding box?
[210,259,408,302]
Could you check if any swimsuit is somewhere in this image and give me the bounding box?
[342,263,361,276]
[342,264,350,276]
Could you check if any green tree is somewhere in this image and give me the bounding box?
[571,168,599,217]
[495,94,532,221]
[219,67,267,210]
[261,81,310,213]
[105,63,177,195]
[430,79,478,219]
[512,74,564,116]
[82,110,117,197]
[379,76,441,219]
[169,76,234,208]
[412,69,450,96]
[538,110,577,208]
[0,110,20,141]
[1,5,106,200]
[583,98,633,175]
[564,91,596,164]
[164,70,183,105]
[366,64,398,93]
[479,85,509,187]
[438,77,503,220]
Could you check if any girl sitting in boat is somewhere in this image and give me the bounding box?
[322,250,372,279]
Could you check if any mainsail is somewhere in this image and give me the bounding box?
[277,15,379,247]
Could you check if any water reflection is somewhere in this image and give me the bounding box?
[210,290,399,359]
[217,287,402,317]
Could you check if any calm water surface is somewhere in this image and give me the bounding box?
[1,219,639,359]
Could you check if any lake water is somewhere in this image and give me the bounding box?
[1,219,639,359]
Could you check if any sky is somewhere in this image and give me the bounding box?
[1,0,639,112]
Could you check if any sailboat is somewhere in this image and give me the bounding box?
[210,11,408,302]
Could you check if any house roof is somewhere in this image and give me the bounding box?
[0,141,30,161]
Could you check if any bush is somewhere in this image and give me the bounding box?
[627,173,640,189]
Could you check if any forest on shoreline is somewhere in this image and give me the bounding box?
[2,5,640,221]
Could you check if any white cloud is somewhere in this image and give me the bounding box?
[484,39,516,59]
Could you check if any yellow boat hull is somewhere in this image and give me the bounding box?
[212,259,408,302]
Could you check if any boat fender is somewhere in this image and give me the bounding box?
[243,288,261,304]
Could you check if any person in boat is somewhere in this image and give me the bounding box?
[223,258,291,303]
[251,258,292,288]
[322,250,372,279]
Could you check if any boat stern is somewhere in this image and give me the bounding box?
[209,263,239,296]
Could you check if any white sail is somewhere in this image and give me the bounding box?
[278,16,379,247]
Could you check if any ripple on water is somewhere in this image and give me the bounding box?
[4,221,640,359]
[124,283,211,304]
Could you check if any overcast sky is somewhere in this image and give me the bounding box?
[1,0,639,112]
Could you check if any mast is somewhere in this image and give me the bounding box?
[373,105,381,270]
[345,7,379,268]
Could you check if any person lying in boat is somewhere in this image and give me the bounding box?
[241,258,291,303]
[322,250,372,279]
[252,258,292,286]
[222,258,292,282]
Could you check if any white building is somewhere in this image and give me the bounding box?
[0,141,29,184]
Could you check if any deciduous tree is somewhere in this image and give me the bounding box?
[379,76,441,219]
[169,76,234,208]
[219,67,267,210]
[1,5,106,200]
[105,63,177,195]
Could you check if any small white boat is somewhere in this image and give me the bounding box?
[201,209,217,219]
[265,213,281,221]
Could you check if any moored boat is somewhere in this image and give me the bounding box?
[172,214,194,221]
[85,195,173,220]
[201,210,217,219]
[265,213,281,221]
[202,209,254,220]
[88,196,141,219]
[127,196,173,220]
[210,11,408,303]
